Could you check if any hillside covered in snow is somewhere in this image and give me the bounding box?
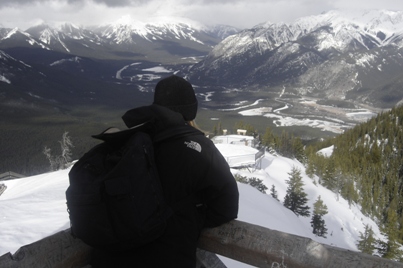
[0,135,383,267]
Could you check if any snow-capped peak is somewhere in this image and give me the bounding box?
[101,15,206,44]
[295,9,403,38]
[111,15,204,30]
[212,9,403,61]
[58,23,82,32]
[3,27,20,40]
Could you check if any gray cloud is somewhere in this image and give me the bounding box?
[0,0,323,9]
[90,0,148,7]
[1,0,403,30]
[0,0,40,6]
[0,0,133,8]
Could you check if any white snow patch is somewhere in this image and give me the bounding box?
[219,99,264,111]
[317,145,334,157]
[346,111,377,122]
[142,66,172,73]
[0,75,11,84]
[115,62,141,80]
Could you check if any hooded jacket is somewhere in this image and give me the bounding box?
[91,104,239,267]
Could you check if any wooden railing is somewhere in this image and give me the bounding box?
[198,220,403,268]
[1,220,403,268]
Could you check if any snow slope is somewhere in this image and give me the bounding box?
[0,137,382,267]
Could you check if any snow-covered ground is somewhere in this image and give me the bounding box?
[0,135,382,267]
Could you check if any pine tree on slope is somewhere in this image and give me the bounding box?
[270,184,279,201]
[283,166,310,217]
[357,224,376,255]
[310,195,328,238]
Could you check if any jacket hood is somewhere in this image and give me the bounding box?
[122,104,187,136]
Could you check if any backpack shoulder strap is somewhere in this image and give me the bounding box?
[91,121,150,143]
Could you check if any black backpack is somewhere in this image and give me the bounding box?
[66,124,198,251]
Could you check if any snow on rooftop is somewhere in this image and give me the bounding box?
[212,134,254,144]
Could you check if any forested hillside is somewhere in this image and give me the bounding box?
[305,105,403,260]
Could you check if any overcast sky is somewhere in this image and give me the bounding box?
[1,0,403,30]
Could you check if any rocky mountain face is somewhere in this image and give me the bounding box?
[189,10,403,108]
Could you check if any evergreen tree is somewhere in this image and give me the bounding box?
[270,184,279,201]
[305,157,315,179]
[381,201,403,260]
[234,121,256,136]
[212,121,223,137]
[212,125,218,136]
[292,136,306,163]
[312,154,328,184]
[283,167,310,217]
[234,174,248,184]
[322,160,336,190]
[262,127,278,154]
[357,224,376,255]
[248,177,268,193]
[340,176,358,207]
[234,175,267,194]
[310,195,328,237]
[279,130,293,158]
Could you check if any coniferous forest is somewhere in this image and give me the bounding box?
[305,105,403,260]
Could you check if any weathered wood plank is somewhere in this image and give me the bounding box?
[1,220,403,268]
[0,229,92,268]
[198,220,403,268]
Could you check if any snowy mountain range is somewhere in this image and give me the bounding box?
[2,10,403,109]
[0,17,238,63]
[189,9,403,108]
[0,17,238,125]
[2,9,403,176]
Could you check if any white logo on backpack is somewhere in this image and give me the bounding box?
[185,141,202,153]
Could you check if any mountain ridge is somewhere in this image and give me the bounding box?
[189,9,403,108]
[1,9,403,176]
[0,18,238,63]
